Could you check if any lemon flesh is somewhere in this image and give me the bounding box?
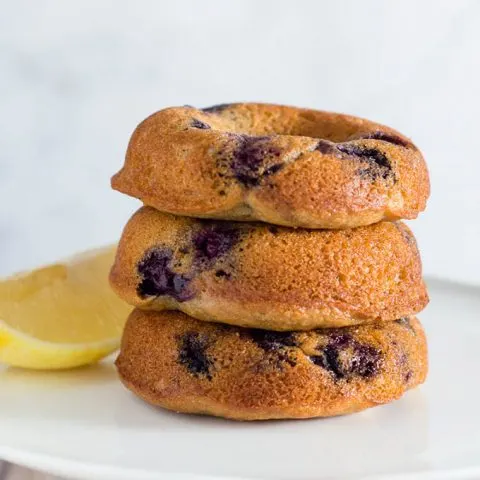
[0,245,131,370]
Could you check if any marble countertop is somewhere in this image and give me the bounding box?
[0,463,59,480]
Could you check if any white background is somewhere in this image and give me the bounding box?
[1,0,479,285]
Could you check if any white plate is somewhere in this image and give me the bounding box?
[0,278,478,480]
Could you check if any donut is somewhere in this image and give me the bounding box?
[109,207,428,330]
[116,309,428,420]
[111,103,429,229]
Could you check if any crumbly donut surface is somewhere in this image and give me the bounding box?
[111,103,429,229]
[116,309,428,420]
[109,207,428,330]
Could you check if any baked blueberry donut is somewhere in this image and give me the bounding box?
[116,309,428,420]
[111,103,429,229]
[109,207,428,330]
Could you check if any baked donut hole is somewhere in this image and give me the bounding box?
[112,103,429,228]
[110,207,429,331]
[116,309,429,420]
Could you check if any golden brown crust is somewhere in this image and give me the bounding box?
[116,310,428,421]
[109,207,429,330]
[111,103,429,229]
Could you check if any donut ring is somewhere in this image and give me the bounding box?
[116,310,428,420]
[111,103,430,229]
[109,207,428,330]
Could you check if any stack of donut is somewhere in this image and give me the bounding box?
[109,103,430,420]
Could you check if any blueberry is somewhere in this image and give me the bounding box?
[262,163,284,176]
[137,248,193,302]
[249,330,298,368]
[231,135,282,186]
[358,131,411,148]
[193,225,239,261]
[315,139,337,154]
[311,344,345,378]
[191,118,211,129]
[337,144,394,181]
[311,334,381,380]
[178,332,213,379]
[215,269,231,278]
[250,330,298,351]
[350,343,381,378]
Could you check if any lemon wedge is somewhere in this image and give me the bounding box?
[0,245,131,370]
